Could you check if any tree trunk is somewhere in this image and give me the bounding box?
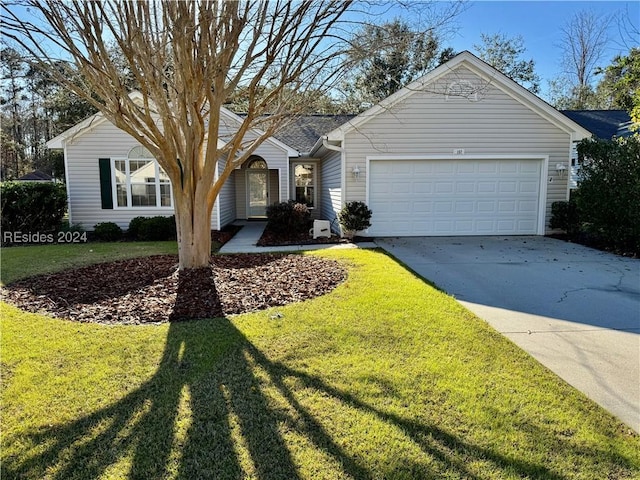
[171,190,223,321]
[174,193,213,270]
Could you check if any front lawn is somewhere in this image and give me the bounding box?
[1,245,638,479]
[0,241,178,286]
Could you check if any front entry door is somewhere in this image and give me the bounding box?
[248,170,268,217]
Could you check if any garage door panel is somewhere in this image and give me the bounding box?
[455,201,474,213]
[435,182,454,194]
[478,162,499,174]
[456,182,475,194]
[434,201,453,213]
[520,162,541,174]
[477,182,497,193]
[414,182,433,194]
[413,201,432,213]
[390,201,411,213]
[434,163,456,174]
[498,201,517,212]
[477,201,496,213]
[369,159,541,236]
[499,181,518,193]
[520,181,539,193]
[390,163,413,174]
[392,182,411,194]
[518,200,538,212]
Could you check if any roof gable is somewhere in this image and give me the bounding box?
[325,51,591,142]
[47,92,298,156]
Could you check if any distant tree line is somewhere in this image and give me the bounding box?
[0,47,96,180]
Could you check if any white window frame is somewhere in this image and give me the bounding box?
[292,160,317,209]
[111,148,173,209]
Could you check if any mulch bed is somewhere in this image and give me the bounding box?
[257,224,347,247]
[2,254,346,324]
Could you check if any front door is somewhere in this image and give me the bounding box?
[247,170,268,217]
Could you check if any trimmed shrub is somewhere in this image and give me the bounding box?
[266,200,311,234]
[338,201,372,235]
[127,216,147,240]
[138,215,176,241]
[550,199,580,236]
[58,220,85,233]
[126,215,176,241]
[93,222,123,242]
[576,136,640,253]
[0,181,67,233]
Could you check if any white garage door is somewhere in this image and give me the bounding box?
[368,159,542,236]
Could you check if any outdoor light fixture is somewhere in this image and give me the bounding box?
[555,163,567,177]
[352,165,361,180]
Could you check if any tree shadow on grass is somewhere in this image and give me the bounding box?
[4,315,622,479]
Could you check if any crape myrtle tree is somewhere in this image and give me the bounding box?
[1,0,351,271]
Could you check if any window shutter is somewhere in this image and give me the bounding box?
[98,158,113,209]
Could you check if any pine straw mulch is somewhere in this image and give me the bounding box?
[2,254,347,324]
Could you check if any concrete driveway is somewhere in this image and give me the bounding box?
[375,236,640,432]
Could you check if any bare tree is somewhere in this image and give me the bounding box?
[1,1,351,274]
[558,9,612,108]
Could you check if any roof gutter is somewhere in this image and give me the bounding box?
[322,136,343,152]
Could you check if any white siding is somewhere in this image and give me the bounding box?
[64,121,182,230]
[216,157,236,229]
[64,112,291,229]
[320,150,342,232]
[66,135,224,230]
[342,67,572,234]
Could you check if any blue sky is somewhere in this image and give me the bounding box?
[443,1,639,99]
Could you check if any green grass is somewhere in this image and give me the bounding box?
[0,241,178,285]
[1,245,638,479]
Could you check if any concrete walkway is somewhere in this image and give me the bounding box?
[219,221,376,253]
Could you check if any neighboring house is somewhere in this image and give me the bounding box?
[17,170,54,182]
[560,110,635,188]
[48,51,593,237]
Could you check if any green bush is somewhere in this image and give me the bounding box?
[550,199,581,236]
[127,216,147,240]
[138,215,177,241]
[576,135,640,253]
[0,181,67,233]
[125,215,176,241]
[93,222,123,242]
[266,200,311,234]
[58,220,85,233]
[338,201,372,235]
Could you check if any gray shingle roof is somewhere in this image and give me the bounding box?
[271,115,356,153]
[561,110,632,139]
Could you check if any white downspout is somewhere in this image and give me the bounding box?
[322,137,345,235]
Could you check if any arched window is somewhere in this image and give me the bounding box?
[247,157,268,169]
[112,146,172,208]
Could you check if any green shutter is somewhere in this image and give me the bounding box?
[98,158,113,209]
